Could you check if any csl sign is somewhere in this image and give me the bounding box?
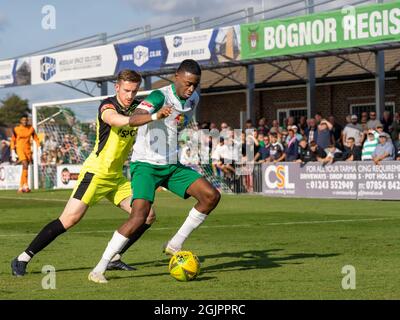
[264,165,295,190]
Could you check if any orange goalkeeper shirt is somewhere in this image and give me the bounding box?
[11,125,40,154]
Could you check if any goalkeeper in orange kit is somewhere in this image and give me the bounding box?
[10,115,41,193]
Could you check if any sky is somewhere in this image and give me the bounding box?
[0,0,270,111]
[0,0,374,113]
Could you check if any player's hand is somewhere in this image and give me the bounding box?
[156,106,173,120]
[11,150,18,162]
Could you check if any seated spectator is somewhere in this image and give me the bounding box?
[268,133,285,163]
[305,118,318,143]
[372,132,395,164]
[361,129,379,161]
[391,112,400,141]
[244,119,254,130]
[328,115,343,146]
[320,144,343,165]
[211,137,235,177]
[298,116,307,134]
[343,115,364,147]
[257,117,269,135]
[394,132,400,160]
[366,111,382,130]
[309,140,327,162]
[270,119,283,134]
[254,136,271,163]
[360,112,369,132]
[289,125,303,141]
[296,139,313,163]
[316,119,333,149]
[381,110,393,133]
[0,140,11,164]
[285,128,299,162]
[342,137,361,161]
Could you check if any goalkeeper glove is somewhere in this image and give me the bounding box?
[11,150,18,162]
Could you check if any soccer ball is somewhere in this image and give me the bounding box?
[169,251,201,281]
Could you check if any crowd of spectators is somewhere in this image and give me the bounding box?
[188,110,400,173]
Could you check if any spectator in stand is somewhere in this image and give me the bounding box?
[372,132,395,164]
[254,135,271,163]
[319,144,343,165]
[257,117,269,135]
[361,129,379,161]
[316,119,333,149]
[298,115,307,135]
[366,111,382,130]
[360,112,369,132]
[270,119,282,134]
[268,133,285,163]
[246,130,260,155]
[309,140,327,162]
[212,137,235,177]
[315,113,322,125]
[342,115,364,147]
[342,137,362,161]
[381,110,393,133]
[244,119,254,130]
[296,139,313,163]
[391,112,400,141]
[289,125,303,141]
[305,118,318,143]
[280,129,288,148]
[328,115,343,147]
[0,140,11,164]
[375,123,386,137]
[285,128,299,162]
[220,122,229,131]
[287,116,295,128]
[43,134,58,153]
[394,132,400,160]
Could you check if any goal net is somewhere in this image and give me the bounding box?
[32,93,233,193]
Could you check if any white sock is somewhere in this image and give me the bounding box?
[92,231,129,274]
[111,253,121,262]
[168,208,208,250]
[18,252,32,263]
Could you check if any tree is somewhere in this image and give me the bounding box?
[0,94,30,126]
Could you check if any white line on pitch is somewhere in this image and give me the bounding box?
[0,217,398,238]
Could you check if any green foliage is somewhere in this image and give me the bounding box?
[0,94,30,126]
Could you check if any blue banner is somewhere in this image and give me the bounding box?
[115,38,166,72]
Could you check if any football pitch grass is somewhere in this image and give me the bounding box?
[1,189,400,300]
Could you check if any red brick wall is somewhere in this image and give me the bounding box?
[198,79,400,128]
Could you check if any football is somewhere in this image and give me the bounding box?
[168,251,201,281]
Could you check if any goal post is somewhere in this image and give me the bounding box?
[31,92,151,190]
[31,91,233,193]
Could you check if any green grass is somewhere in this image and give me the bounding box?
[1,189,400,300]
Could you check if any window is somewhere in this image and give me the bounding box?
[350,102,395,119]
[277,108,307,126]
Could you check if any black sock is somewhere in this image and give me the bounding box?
[119,223,151,256]
[24,219,66,258]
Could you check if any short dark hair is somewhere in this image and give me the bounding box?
[177,59,201,76]
[116,69,142,83]
[347,137,355,142]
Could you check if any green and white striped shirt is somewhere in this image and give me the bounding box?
[362,132,379,160]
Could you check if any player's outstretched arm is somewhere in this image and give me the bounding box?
[128,106,173,127]
[101,109,132,128]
